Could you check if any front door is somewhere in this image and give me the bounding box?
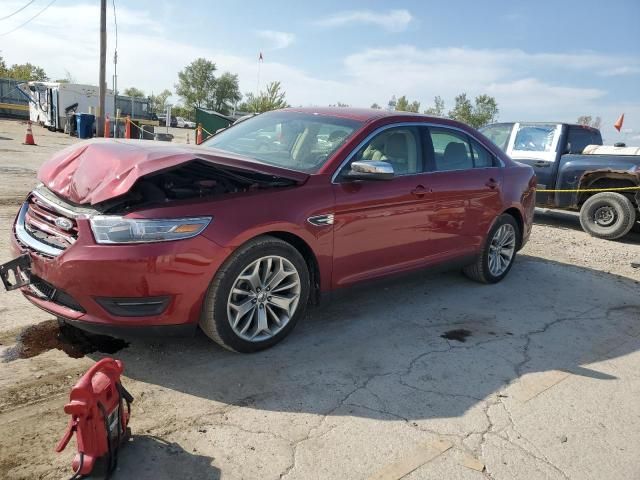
[331,126,432,287]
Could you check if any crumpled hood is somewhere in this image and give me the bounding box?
[38,139,309,205]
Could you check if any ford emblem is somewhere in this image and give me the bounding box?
[54,217,73,231]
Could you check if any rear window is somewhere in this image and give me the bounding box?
[203,111,361,172]
[567,127,603,154]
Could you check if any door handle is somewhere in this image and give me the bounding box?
[485,178,498,189]
[411,185,428,197]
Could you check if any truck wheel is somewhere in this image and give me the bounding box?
[579,192,636,240]
[200,236,310,353]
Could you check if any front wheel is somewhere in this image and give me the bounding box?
[200,236,310,353]
[579,192,636,240]
[463,214,520,284]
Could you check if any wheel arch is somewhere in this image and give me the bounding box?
[503,207,524,249]
[578,172,640,207]
[250,231,322,305]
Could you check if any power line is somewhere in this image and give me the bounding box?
[0,0,36,21]
[0,0,57,37]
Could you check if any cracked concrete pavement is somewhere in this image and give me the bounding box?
[1,118,640,479]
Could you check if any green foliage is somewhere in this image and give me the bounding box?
[423,96,445,116]
[395,95,420,113]
[448,93,499,128]
[123,87,145,98]
[241,81,289,113]
[212,72,241,114]
[171,105,194,121]
[175,59,242,114]
[149,89,172,114]
[175,58,217,109]
[0,56,48,81]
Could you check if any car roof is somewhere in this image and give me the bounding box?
[283,107,442,123]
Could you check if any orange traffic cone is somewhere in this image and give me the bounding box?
[104,114,111,138]
[23,121,36,145]
[125,115,131,139]
[196,124,203,145]
[614,113,625,132]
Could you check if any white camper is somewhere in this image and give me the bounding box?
[18,82,115,131]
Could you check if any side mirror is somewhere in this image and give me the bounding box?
[346,161,394,181]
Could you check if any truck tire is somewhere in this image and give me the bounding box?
[579,192,636,240]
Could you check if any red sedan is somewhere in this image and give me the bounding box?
[2,108,535,352]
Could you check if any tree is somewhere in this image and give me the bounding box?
[577,115,602,129]
[387,95,397,111]
[330,102,349,107]
[171,105,194,121]
[175,58,217,109]
[241,81,288,113]
[448,93,498,128]
[55,70,76,84]
[0,59,48,81]
[212,72,241,114]
[370,103,381,109]
[123,87,145,98]
[149,89,172,114]
[394,95,420,113]
[424,96,445,116]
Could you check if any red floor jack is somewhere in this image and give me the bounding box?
[56,358,134,479]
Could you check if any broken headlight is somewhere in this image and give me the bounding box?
[89,216,212,244]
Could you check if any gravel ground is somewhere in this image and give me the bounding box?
[0,118,639,480]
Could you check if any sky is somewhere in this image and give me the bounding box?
[1,0,639,142]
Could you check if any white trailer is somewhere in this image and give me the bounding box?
[17,82,116,132]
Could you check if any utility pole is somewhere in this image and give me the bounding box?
[97,0,107,137]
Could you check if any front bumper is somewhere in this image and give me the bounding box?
[10,206,230,333]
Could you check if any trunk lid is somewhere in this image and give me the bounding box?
[38,139,309,205]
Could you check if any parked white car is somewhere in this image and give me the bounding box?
[176,117,196,128]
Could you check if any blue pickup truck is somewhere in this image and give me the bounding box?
[481,122,640,240]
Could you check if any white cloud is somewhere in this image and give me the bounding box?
[256,30,295,50]
[316,9,413,32]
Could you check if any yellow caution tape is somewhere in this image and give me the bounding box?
[537,186,640,193]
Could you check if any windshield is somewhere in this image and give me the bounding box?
[513,124,557,152]
[479,123,513,152]
[203,111,362,172]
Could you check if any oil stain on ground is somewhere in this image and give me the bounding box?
[441,328,472,343]
[2,319,128,362]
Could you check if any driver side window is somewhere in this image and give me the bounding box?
[348,127,421,176]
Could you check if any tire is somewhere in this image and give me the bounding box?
[463,214,521,284]
[200,236,310,353]
[579,192,636,240]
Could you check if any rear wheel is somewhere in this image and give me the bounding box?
[579,192,636,240]
[200,236,310,353]
[463,214,520,284]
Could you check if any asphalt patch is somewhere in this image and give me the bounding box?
[2,319,128,361]
[441,328,472,343]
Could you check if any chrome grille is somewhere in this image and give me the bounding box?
[24,194,78,250]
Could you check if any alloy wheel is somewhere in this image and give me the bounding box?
[227,255,301,342]
[488,224,516,277]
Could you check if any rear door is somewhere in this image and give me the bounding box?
[423,127,504,254]
[331,126,433,287]
[507,123,562,190]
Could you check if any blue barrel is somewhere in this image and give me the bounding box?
[76,113,95,139]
